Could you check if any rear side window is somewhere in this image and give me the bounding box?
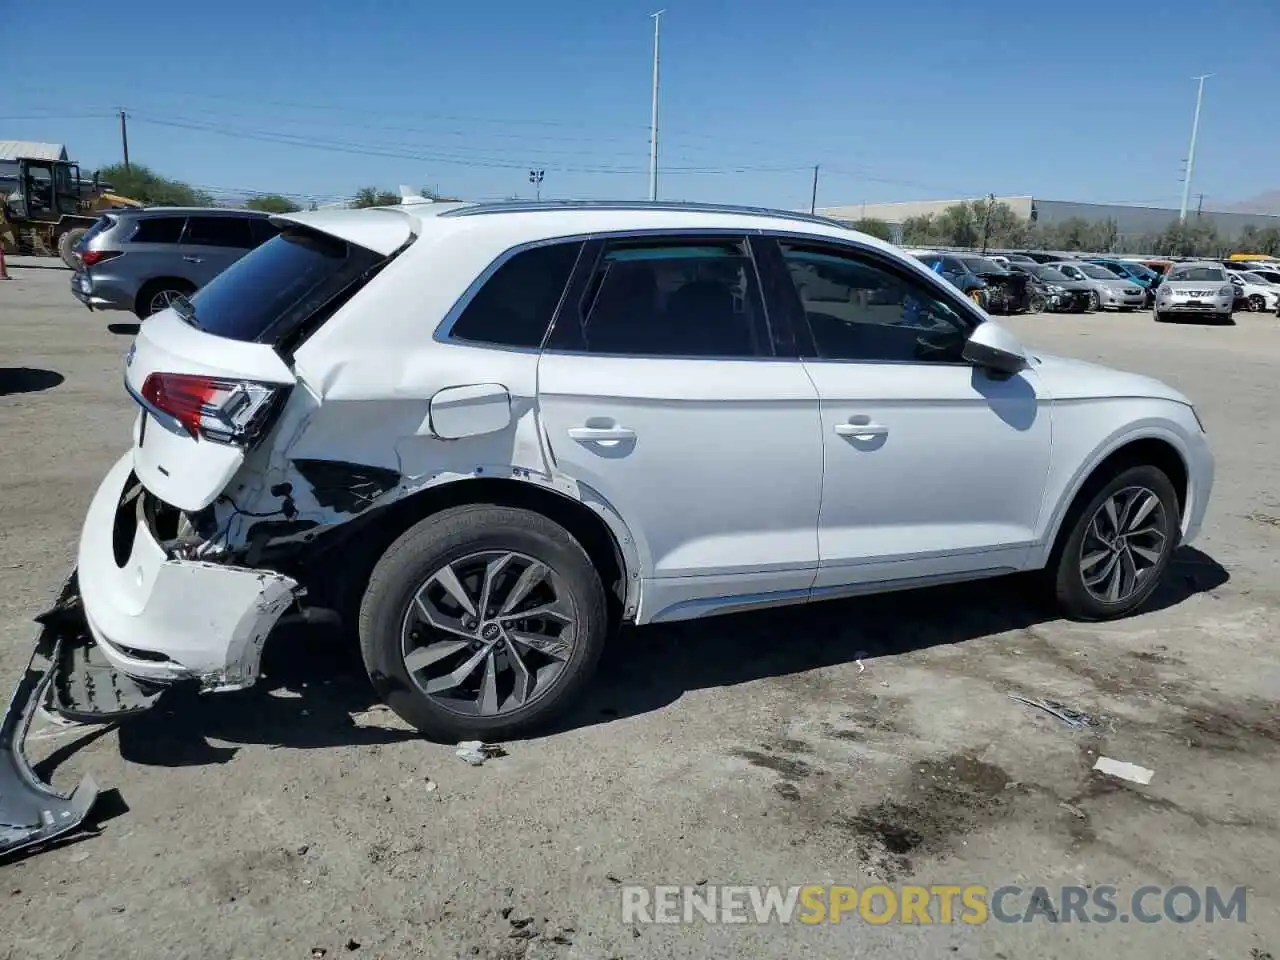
[184,216,254,248]
[449,242,582,348]
[78,215,116,247]
[183,226,383,343]
[129,216,185,244]
[568,237,767,358]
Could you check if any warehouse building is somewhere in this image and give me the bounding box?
[816,196,1280,240]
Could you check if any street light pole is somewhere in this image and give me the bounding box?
[1179,74,1212,223]
[648,10,664,202]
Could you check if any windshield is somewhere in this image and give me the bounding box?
[960,257,1007,274]
[1032,266,1070,282]
[1077,263,1122,280]
[1168,266,1226,283]
[184,225,384,343]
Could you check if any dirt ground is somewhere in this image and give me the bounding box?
[1,263,1278,960]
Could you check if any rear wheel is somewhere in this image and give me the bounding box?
[58,228,88,270]
[358,504,609,742]
[135,279,195,319]
[1049,465,1180,621]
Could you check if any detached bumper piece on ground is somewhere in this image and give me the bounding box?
[0,573,161,858]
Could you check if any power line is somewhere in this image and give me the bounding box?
[127,113,811,176]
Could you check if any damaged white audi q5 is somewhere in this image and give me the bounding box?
[61,199,1218,751]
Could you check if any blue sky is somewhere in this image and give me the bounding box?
[7,0,1278,210]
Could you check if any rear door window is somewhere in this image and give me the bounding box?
[129,216,186,244]
[182,225,383,344]
[183,216,255,249]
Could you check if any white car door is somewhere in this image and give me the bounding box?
[536,235,824,624]
[765,237,1053,592]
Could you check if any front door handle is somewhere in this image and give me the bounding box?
[568,425,636,442]
[834,422,889,440]
[182,255,203,263]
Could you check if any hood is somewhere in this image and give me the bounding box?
[1030,352,1192,405]
[1043,278,1092,291]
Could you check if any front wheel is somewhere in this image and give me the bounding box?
[1029,293,1048,314]
[1050,465,1180,622]
[1248,294,1266,312]
[58,228,88,270]
[358,504,609,742]
[1086,290,1101,311]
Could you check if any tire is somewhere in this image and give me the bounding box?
[1049,464,1180,622]
[1029,294,1048,314]
[1153,309,1166,323]
[967,289,987,310]
[58,228,88,270]
[134,279,194,319]
[1248,294,1266,312]
[1086,290,1100,312]
[358,504,609,742]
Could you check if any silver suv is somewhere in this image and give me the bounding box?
[70,207,279,318]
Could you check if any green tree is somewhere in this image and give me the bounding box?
[245,194,301,214]
[934,203,980,247]
[901,214,937,246]
[94,163,214,206]
[352,186,401,208]
[849,218,894,242]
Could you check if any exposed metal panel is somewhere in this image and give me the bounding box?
[0,140,69,161]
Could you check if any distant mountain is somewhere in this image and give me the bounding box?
[1222,191,1280,215]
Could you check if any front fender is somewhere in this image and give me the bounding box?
[1030,406,1210,567]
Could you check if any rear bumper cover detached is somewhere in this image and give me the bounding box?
[78,453,300,691]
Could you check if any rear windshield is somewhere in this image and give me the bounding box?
[1168,266,1225,282]
[183,225,384,343]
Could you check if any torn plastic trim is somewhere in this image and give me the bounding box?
[1,576,99,858]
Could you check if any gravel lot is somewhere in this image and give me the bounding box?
[2,263,1278,960]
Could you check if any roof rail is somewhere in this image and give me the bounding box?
[438,199,853,230]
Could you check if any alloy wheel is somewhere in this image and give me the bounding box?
[1078,486,1168,604]
[1248,294,1266,312]
[400,551,576,717]
[148,288,185,315]
[1087,290,1100,311]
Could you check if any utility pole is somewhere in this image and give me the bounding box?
[119,110,130,172]
[1196,193,1204,217]
[1179,74,1212,222]
[810,165,819,214]
[529,169,545,201]
[648,10,664,202]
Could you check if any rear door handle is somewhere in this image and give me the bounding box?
[834,422,889,440]
[568,426,636,442]
[182,255,203,263]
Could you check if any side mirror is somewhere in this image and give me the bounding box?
[963,320,1027,376]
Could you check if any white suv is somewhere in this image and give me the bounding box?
[80,200,1214,741]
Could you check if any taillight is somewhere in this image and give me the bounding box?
[139,373,282,444]
[79,249,122,267]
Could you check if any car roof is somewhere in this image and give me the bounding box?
[113,206,271,218]
[274,199,896,259]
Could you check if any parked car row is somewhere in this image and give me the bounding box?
[908,250,1146,314]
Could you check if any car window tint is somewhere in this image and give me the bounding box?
[249,217,281,247]
[576,238,766,358]
[450,241,582,349]
[780,243,972,363]
[1168,266,1225,282]
[129,216,186,244]
[183,216,254,248]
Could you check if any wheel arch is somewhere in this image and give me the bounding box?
[134,276,196,316]
[300,473,641,627]
[1038,432,1190,569]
